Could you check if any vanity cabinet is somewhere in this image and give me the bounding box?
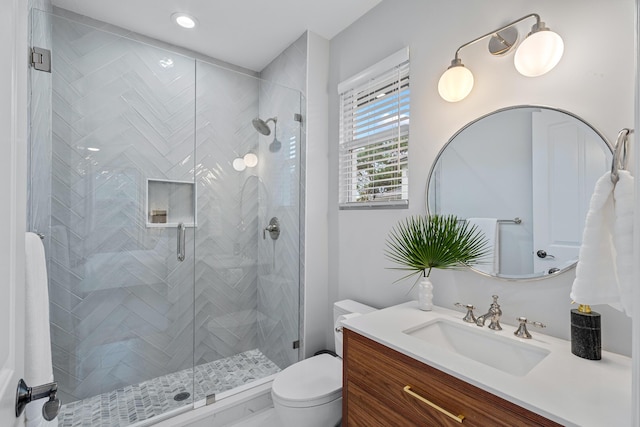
[342,329,562,426]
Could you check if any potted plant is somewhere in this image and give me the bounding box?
[385,214,490,310]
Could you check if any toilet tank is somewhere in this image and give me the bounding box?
[333,300,377,358]
[333,299,377,324]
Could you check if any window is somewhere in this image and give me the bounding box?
[338,48,410,209]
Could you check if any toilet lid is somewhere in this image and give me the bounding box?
[272,354,342,408]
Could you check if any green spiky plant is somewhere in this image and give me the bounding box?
[385,214,491,282]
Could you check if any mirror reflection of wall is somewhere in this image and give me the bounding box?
[427,106,612,280]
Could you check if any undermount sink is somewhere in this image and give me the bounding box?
[403,319,550,377]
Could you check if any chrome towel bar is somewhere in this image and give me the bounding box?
[458,217,522,224]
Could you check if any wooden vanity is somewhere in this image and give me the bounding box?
[343,328,563,426]
[340,302,631,426]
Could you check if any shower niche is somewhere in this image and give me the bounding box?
[146,178,196,227]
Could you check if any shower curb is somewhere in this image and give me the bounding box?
[150,380,274,427]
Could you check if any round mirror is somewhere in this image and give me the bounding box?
[426,106,613,280]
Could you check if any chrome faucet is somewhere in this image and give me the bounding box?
[476,295,502,330]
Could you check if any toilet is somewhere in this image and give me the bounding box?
[271,300,377,427]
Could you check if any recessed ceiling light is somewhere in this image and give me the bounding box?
[172,12,197,29]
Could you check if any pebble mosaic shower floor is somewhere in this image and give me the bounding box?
[57,349,281,427]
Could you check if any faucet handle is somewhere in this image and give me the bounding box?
[454,303,476,323]
[514,317,546,339]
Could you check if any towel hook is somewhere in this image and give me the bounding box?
[611,128,632,184]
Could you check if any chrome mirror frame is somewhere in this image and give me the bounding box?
[425,105,613,282]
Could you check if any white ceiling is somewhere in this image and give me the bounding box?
[50,0,382,72]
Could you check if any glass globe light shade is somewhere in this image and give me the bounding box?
[243,152,258,168]
[514,30,564,77]
[438,65,474,102]
[232,157,246,171]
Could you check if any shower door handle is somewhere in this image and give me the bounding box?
[177,223,186,262]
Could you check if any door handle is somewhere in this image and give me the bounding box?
[16,378,61,421]
[177,222,186,262]
[536,249,555,259]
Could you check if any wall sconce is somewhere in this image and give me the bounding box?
[243,152,258,168]
[232,152,259,171]
[438,13,564,102]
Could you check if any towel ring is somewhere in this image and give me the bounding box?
[611,128,632,184]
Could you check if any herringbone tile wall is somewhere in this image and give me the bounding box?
[42,15,201,404]
[257,34,307,369]
[29,11,304,410]
[194,60,261,367]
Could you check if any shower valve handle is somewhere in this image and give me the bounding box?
[263,217,280,240]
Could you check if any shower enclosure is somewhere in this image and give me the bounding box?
[28,9,302,426]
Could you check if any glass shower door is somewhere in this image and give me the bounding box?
[191,62,302,403]
[29,10,197,425]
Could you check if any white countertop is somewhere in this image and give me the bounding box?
[342,301,632,427]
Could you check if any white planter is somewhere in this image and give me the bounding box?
[418,277,433,311]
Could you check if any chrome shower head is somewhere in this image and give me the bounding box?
[252,117,277,136]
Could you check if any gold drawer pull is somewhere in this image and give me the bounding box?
[403,385,465,423]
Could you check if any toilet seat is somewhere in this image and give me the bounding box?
[271,354,342,408]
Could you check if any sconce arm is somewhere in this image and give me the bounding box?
[453,13,541,61]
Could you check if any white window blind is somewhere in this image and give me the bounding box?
[338,50,410,209]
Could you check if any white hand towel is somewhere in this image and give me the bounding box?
[24,232,55,427]
[570,172,626,312]
[466,218,499,275]
[613,170,634,316]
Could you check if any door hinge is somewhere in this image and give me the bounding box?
[292,340,300,349]
[206,393,216,405]
[294,113,302,123]
[31,47,51,73]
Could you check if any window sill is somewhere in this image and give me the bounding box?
[339,200,409,210]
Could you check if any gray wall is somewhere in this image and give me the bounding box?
[301,32,331,358]
[328,0,634,356]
